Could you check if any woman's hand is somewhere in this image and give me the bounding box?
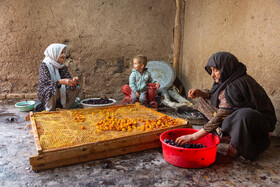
[188,89,200,98]
[175,134,196,145]
[188,89,210,98]
[59,79,77,86]
[73,77,79,84]
[175,129,209,146]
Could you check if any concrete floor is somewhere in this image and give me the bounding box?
[0,104,279,187]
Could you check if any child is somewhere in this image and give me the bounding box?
[129,55,160,104]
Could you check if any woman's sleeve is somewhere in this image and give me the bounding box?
[203,109,232,132]
[39,63,60,88]
[203,89,211,98]
[129,73,137,92]
[60,66,72,79]
[60,66,79,90]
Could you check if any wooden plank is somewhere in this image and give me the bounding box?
[30,131,160,165]
[30,112,43,154]
[30,140,161,171]
[173,0,182,74]
[29,124,188,166]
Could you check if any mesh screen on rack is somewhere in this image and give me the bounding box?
[32,105,187,150]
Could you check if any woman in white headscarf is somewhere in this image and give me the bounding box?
[37,43,80,111]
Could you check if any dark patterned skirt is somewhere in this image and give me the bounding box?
[195,98,271,160]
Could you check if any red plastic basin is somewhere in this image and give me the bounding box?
[160,128,220,168]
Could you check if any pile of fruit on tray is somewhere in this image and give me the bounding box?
[82,98,113,104]
[96,115,180,132]
[164,139,206,148]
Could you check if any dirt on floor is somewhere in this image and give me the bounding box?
[0,104,279,187]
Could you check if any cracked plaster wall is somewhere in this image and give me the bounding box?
[180,0,280,136]
[0,0,175,100]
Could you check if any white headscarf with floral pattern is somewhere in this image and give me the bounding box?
[43,43,67,107]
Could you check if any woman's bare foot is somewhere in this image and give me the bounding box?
[226,144,239,158]
[220,135,231,144]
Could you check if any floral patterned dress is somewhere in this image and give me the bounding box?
[37,62,72,105]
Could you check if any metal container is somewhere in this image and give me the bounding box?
[146,61,176,93]
[81,98,117,108]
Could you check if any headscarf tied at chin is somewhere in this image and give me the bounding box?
[43,43,67,108]
[205,52,247,107]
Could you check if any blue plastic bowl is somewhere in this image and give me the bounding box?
[15,101,35,112]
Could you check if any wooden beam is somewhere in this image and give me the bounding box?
[173,0,182,75]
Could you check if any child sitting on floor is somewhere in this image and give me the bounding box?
[129,55,160,105]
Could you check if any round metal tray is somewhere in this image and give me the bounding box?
[80,98,117,108]
[146,61,176,93]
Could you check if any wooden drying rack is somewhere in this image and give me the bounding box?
[27,104,190,171]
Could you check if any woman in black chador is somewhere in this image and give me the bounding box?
[176,52,276,160]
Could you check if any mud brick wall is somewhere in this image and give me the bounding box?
[180,0,280,136]
[0,0,175,102]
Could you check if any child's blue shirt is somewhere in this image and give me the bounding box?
[129,68,154,92]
